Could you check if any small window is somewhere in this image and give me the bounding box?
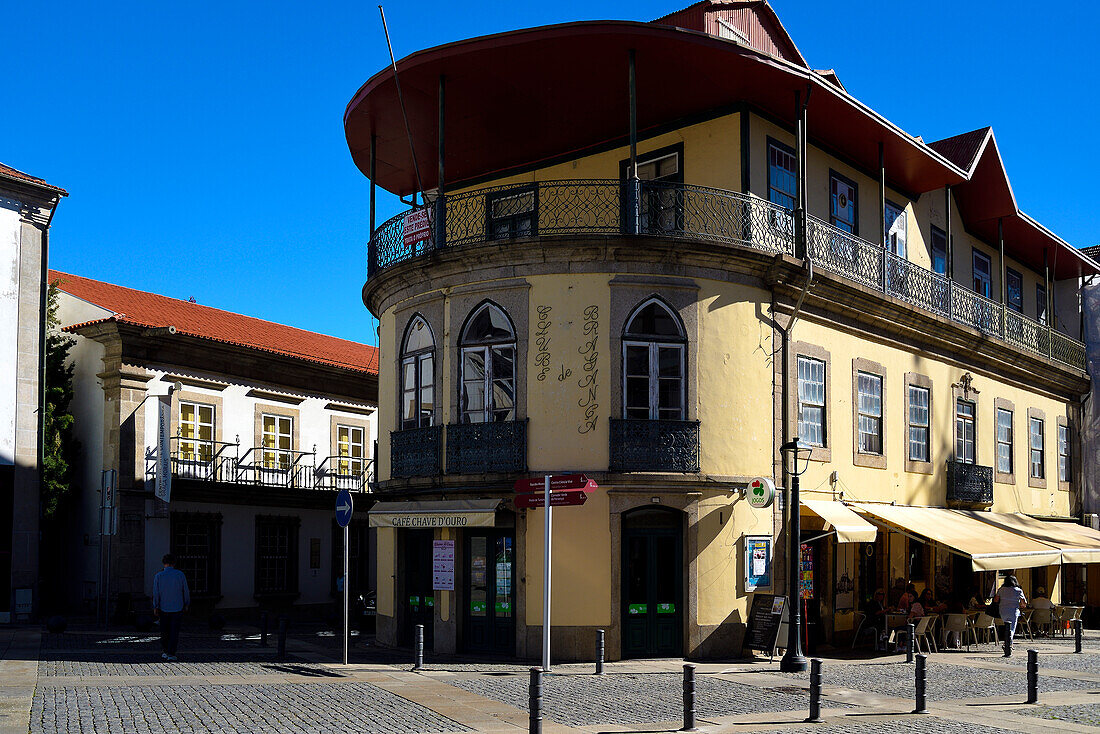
[907,385,929,462]
[856,372,883,455]
[336,425,365,476]
[956,400,976,464]
[973,251,992,298]
[830,172,858,234]
[1059,423,1071,483]
[635,151,682,234]
[486,187,536,241]
[1037,284,1048,324]
[885,201,906,258]
[460,303,516,424]
[255,516,299,595]
[797,356,826,447]
[171,512,221,597]
[931,226,948,276]
[401,316,435,430]
[996,408,1013,474]
[622,299,686,421]
[1006,268,1023,312]
[179,401,215,464]
[768,140,797,211]
[261,415,293,470]
[1029,417,1044,480]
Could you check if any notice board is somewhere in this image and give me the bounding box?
[741,593,787,658]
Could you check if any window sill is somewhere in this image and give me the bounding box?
[904,460,933,475]
[807,446,831,463]
[853,452,886,470]
[1028,477,1047,489]
[994,472,1016,485]
[1058,481,1072,492]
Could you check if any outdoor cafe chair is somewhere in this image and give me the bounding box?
[973,612,999,645]
[914,614,938,653]
[850,611,880,650]
[942,613,972,651]
[1031,607,1055,637]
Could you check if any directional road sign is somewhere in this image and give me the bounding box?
[513,474,596,494]
[335,489,354,527]
[515,489,589,509]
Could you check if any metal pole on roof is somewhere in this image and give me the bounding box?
[628,49,638,179]
[436,74,446,251]
[945,186,953,280]
[999,217,1006,337]
[879,142,887,291]
[369,135,377,237]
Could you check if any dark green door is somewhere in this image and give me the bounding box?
[402,530,435,647]
[622,508,683,658]
[463,532,515,655]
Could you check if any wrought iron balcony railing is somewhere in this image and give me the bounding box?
[445,420,527,475]
[946,459,994,507]
[315,456,375,492]
[368,180,1085,372]
[390,425,443,478]
[609,418,701,473]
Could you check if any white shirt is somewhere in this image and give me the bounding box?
[1032,596,1055,611]
[997,584,1027,617]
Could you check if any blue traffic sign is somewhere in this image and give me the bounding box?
[335,489,354,527]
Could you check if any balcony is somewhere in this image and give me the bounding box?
[368,180,1085,372]
[445,420,527,475]
[609,418,701,473]
[946,460,994,508]
[390,425,443,478]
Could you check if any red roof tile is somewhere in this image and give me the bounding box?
[927,128,991,172]
[51,270,378,375]
[0,162,67,195]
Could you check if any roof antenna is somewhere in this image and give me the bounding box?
[379,5,436,248]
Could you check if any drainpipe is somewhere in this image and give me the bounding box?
[38,195,61,612]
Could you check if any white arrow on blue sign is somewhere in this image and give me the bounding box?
[335,489,354,527]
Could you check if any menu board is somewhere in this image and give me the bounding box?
[742,593,787,655]
[744,536,772,592]
[432,540,455,591]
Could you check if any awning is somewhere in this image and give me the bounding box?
[368,499,503,528]
[851,503,1062,571]
[802,500,877,543]
[958,511,1100,565]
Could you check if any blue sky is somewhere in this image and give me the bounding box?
[4,1,1096,346]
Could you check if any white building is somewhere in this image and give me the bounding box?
[0,163,64,621]
[54,271,378,619]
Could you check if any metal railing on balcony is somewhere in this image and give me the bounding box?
[445,420,527,475]
[368,180,1086,372]
[315,456,375,492]
[390,425,443,478]
[609,418,701,473]
[946,459,994,507]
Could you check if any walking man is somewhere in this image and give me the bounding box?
[152,553,190,661]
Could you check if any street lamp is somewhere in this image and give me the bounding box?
[780,438,812,673]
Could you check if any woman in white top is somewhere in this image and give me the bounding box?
[994,575,1027,657]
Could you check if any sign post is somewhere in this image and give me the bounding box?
[100,469,117,629]
[335,489,354,665]
[542,475,551,672]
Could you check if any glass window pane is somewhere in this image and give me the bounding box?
[491,346,515,381]
[658,347,682,377]
[658,379,681,411]
[419,355,433,388]
[625,346,649,376]
[626,377,650,411]
[626,301,681,338]
[462,304,514,343]
[463,349,486,381]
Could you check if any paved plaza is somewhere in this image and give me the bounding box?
[2,624,1099,733]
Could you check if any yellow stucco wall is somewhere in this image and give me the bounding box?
[695,494,773,627]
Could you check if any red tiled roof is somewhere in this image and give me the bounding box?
[51,270,378,375]
[0,162,67,195]
[926,128,991,172]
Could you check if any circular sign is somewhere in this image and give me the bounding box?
[747,477,776,509]
[335,489,354,528]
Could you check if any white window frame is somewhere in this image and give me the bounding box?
[261,414,293,471]
[1058,423,1070,483]
[621,298,686,421]
[885,201,907,258]
[336,425,365,476]
[459,303,516,424]
[973,250,992,299]
[907,385,929,463]
[179,401,215,463]
[1006,268,1023,313]
[857,372,883,455]
[400,316,435,430]
[797,356,826,447]
[1030,417,1045,480]
[956,400,976,464]
[996,408,1013,474]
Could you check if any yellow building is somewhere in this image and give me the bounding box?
[345,1,1100,660]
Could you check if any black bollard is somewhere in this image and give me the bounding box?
[913,654,929,714]
[1075,620,1083,654]
[529,667,543,734]
[259,612,269,647]
[906,621,915,663]
[1026,649,1038,704]
[595,629,605,675]
[277,616,287,660]
[414,624,425,671]
[806,658,823,723]
[681,663,697,732]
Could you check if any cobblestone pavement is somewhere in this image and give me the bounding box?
[449,671,848,726]
[32,682,470,734]
[1019,703,1100,727]
[970,651,1100,674]
[42,656,335,677]
[749,720,1025,734]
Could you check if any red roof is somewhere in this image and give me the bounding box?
[927,128,991,171]
[0,162,67,195]
[51,271,378,375]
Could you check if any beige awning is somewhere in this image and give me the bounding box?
[958,511,1100,565]
[368,499,503,528]
[851,503,1062,571]
[802,500,877,543]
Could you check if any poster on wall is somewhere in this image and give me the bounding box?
[799,543,813,600]
[432,540,455,591]
[835,542,855,610]
[744,536,772,592]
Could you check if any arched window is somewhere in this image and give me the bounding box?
[400,316,435,430]
[623,298,686,420]
[459,303,516,423]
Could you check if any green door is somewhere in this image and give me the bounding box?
[402,530,435,648]
[463,532,515,655]
[622,508,683,658]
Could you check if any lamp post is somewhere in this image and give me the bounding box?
[780,438,812,673]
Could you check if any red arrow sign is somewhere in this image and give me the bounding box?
[513,474,596,493]
[515,489,589,509]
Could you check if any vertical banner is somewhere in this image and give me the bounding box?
[432,539,455,591]
[155,397,172,503]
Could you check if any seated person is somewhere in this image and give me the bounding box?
[907,597,925,620]
[887,577,907,608]
[919,588,946,614]
[1032,587,1056,611]
[861,589,888,637]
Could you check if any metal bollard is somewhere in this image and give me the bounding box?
[1026,649,1038,704]
[529,667,543,734]
[414,624,425,671]
[806,658,823,723]
[1075,620,1083,654]
[595,629,605,675]
[259,612,269,647]
[277,616,287,660]
[681,663,697,731]
[912,654,929,714]
[906,621,915,663]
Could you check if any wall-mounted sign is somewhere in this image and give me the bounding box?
[432,539,455,591]
[403,208,431,250]
[744,535,772,592]
[747,477,776,509]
